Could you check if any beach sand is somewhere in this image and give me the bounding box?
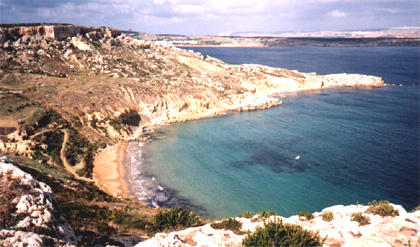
[93,142,134,200]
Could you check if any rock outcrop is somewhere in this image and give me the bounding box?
[137,204,420,247]
[0,23,119,44]
[0,156,78,247]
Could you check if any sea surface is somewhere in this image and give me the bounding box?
[125,47,419,219]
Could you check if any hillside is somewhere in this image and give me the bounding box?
[0,24,389,246]
[0,24,385,177]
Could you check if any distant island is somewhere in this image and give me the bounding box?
[123,27,420,47]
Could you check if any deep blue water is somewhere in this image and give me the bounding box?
[183,47,419,86]
[126,47,419,219]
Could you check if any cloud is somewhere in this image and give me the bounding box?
[0,0,418,34]
[379,8,399,14]
[327,10,348,18]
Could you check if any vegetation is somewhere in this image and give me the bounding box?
[10,157,157,245]
[147,207,205,235]
[351,213,371,226]
[238,210,253,219]
[367,200,399,217]
[257,210,279,219]
[65,128,90,167]
[321,211,334,222]
[0,175,32,229]
[210,218,243,234]
[242,218,323,247]
[107,118,123,134]
[298,211,314,220]
[31,130,64,166]
[410,206,420,212]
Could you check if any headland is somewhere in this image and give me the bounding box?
[0,23,400,246]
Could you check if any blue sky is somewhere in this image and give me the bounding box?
[0,0,418,35]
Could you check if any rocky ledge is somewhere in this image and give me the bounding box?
[138,204,420,247]
[0,23,119,45]
[0,156,77,247]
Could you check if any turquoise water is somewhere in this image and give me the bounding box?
[126,47,419,219]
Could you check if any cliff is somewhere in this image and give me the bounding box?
[0,23,119,44]
[138,205,420,247]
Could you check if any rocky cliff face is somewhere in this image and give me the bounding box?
[0,156,77,247]
[0,23,119,44]
[137,204,420,247]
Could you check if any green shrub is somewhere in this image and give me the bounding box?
[239,211,253,219]
[410,206,420,212]
[298,211,314,220]
[367,200,399,217]
[257,210,279,219]
[321,211,334,222]
[242,218,323,247]
[211,218,243,234]
[351,212,371,226]
[148,207,204,234]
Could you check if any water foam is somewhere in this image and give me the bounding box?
[124,141,179,208]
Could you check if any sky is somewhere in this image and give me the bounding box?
[0,0,419,35]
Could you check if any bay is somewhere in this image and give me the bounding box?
[127,47,420,219]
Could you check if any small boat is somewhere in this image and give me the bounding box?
[295,156,300,160]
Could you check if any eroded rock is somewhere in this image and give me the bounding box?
[0,156,77,247]
[137,204,420,247]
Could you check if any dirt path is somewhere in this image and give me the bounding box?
[60,129,93,182]
[29,129,54,140]
[0,118,19,128]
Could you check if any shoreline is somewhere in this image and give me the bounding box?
[95,86,387,206]
[93,142,136,200]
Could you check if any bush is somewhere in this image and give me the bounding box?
[298,211,314,220]
[211,218,243,234]
[351,212,371,226]
[258,210,279,219]
[242,218,323,247]
[367,200,399,217]
[321,211,334,222]
[239,211,253,219]
[148,207,204,234]
[410,206,420,212]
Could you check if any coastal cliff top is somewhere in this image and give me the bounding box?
[138,204,420,247]
[0,23,74,28]
[0,23,120,43]
[0,23,384,178]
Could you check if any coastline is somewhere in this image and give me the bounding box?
[93,142,134,200]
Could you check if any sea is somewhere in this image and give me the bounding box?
[124,46,420,219]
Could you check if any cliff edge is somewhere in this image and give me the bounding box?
[138,205,420,247]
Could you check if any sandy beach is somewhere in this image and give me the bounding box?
[93,142,134,200]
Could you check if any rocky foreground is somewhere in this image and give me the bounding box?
[139,207,420,247]
[0,156,77,247]
[1,157,419,247]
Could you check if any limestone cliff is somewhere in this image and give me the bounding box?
[137,204,420,247]
[0,23,119,44]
